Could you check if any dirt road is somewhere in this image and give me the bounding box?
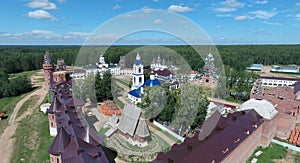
[0,73,47,163]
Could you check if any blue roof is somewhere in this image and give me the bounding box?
[134,59,142,65]
[128,87,141,98]
[144,79,160,87]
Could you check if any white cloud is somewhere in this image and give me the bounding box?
[216,13,232,17]
[215,7,236,12]
[168,5,194,12]
[57,0,66,3]
[296,3,300,6]
[120,13,144,18]
[249,10,277,19]
[222,0,244,8]
[113,4,121,10]
[27,0,57,10]
[295,14,300,20]
[153,19,162,25]
[255,0,268,4]
[263,21,282,26]
[31,30,55,34]
[216,25,222,29]
[141,6,153,14]
[27,10,56,20]
[255,28,271,34]
[234,15,248,21]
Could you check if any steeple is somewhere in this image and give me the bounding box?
[132,53,144,90]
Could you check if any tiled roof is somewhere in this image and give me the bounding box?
[155,69,174,77]
[48,82,115,163]
[154,110,264,163]
[48,127,71,156]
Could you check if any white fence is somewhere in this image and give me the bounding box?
[153,120,185,142]
[271,139,300,152]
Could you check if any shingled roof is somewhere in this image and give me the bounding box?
[118,104,141,137]
[118,104,150,138]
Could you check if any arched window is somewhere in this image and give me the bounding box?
[138,67,141,73]
[139,77,142,83]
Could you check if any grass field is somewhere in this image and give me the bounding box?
[8,69,39,78]
[16,95,39,118]
[11,97,54,163]
[113,78,130,88]
[0,90,36,135]
[247,143,287,163]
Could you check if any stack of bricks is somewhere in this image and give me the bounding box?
[289,128,300,145]
[98,102,122,116]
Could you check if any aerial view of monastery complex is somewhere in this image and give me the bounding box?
[1,1,300,163]
[26,47,298,163]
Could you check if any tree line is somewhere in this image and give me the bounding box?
[1,45,299,74]
[0,70,32,98]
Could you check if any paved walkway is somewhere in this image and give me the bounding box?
[271,139,300,152]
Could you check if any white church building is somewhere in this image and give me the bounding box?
[128,53,161,104]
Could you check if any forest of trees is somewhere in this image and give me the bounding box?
[0,70,32,98]
[1,45,299,74]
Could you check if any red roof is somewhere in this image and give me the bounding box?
[154,110,264,163]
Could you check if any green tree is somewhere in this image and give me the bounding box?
[143,86,167,121]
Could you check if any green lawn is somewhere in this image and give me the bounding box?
[0,91,36,135]
[113,98,125,109]
[9,69,39,79]
[98,127,110,135]
[161,130,182,143]
[247,143,287,163]
[11,98,54,163]
[114,78,130,88]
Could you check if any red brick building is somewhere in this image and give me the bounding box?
[154,98,279,163]
[250,79,300,139]
[43,51,54,89]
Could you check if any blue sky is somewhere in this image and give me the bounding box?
[0,0,300,45]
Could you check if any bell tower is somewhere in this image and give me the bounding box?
[43,51,54,89]
[131,53,144,90]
